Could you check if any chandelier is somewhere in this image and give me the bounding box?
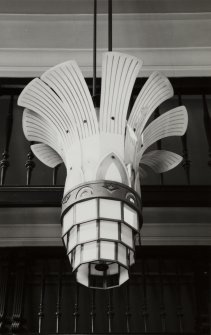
[18,2,188,289]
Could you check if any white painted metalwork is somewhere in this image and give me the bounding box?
[128,71,174,137]
[18,51,188,289]
[31,143,63,168]
[134,106,188,172]
[140,150,183,174]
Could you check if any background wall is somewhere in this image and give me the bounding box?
[0,0,210,77]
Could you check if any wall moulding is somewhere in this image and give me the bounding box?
[0,13,211,77]
[0,47,211,78]
[0,207,210,247]
[1,0,211,14]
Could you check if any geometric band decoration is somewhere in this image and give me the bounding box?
[18,51,188,288]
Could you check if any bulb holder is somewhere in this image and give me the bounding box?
[61,180,142,289]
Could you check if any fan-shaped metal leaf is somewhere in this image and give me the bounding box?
[125,72,173,166]
[18,77,79,158]
[41,60,99,139]
[23,108,64,160]
[100,52,142,135]
[135,106,188,170]
[128,72,174,134]
[140,150,183,174]
[128,72,173,137]
[31,143,63,168]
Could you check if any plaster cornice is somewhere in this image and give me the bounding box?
[0,47,210,77]
[0,12,210,77]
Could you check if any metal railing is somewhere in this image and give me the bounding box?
[0,246,210,334]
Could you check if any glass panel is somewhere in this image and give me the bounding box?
[100,241,115,260]
[90,263,104,276]
[121,224,133,248]
[76,264,89,287]
[123,204,138,230]
[79,221,97,243]
[75,199,97,223]
[108,263,119,275]
[130,250,135,265]
[82,241,98,262]
[100,199,121,220]
[68,252,72,265]
[63,234,68,247]
[118,243,127,266]
[68,226,77,253]
[74,245,81,269]
[119,266,129,285]
[62,206,74,236]
[100,220,118,240]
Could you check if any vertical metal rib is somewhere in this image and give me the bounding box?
[108,0,112,51]
[73,283,79,333]
[0,260,9,333]
[107,289,113,333]
[11,260,25,333]
[176,264,184,333]
[154,107,163,185]
[178,94,190,184]
[0,95,14,186]
[55,262,62,334]
[142,258,149,332]
[90,289,96,333]
[202,94,211,167]
[38,265,46,334]
[125,282,131,333]
[25,143,35,186]
[159,260,166,332]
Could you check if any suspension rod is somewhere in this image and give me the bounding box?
[93,0,97,99]
[108,0,112,51]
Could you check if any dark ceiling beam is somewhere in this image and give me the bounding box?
[1,77,211,97]
[0,186,210,207]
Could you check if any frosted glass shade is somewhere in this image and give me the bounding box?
[74,246,81,269]
[62,206,74,236]
[62,197,140,242]
[100,199,121,220]
[100,241,115,260]
[61,184,141,289]
[68,225,77,253]
[123,204,138,230]
[121,224,133,248]
[75,199,97,223]
[118,244,127,266]
[100,221,118,240]
[79,221,97,243]
[82,241,98,262]
[76,262,129,289]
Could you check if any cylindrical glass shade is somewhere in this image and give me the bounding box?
[61,181,142,289]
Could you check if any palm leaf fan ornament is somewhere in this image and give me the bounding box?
[18,52,188,289]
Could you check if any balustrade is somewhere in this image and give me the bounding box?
[0,247,209,334]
